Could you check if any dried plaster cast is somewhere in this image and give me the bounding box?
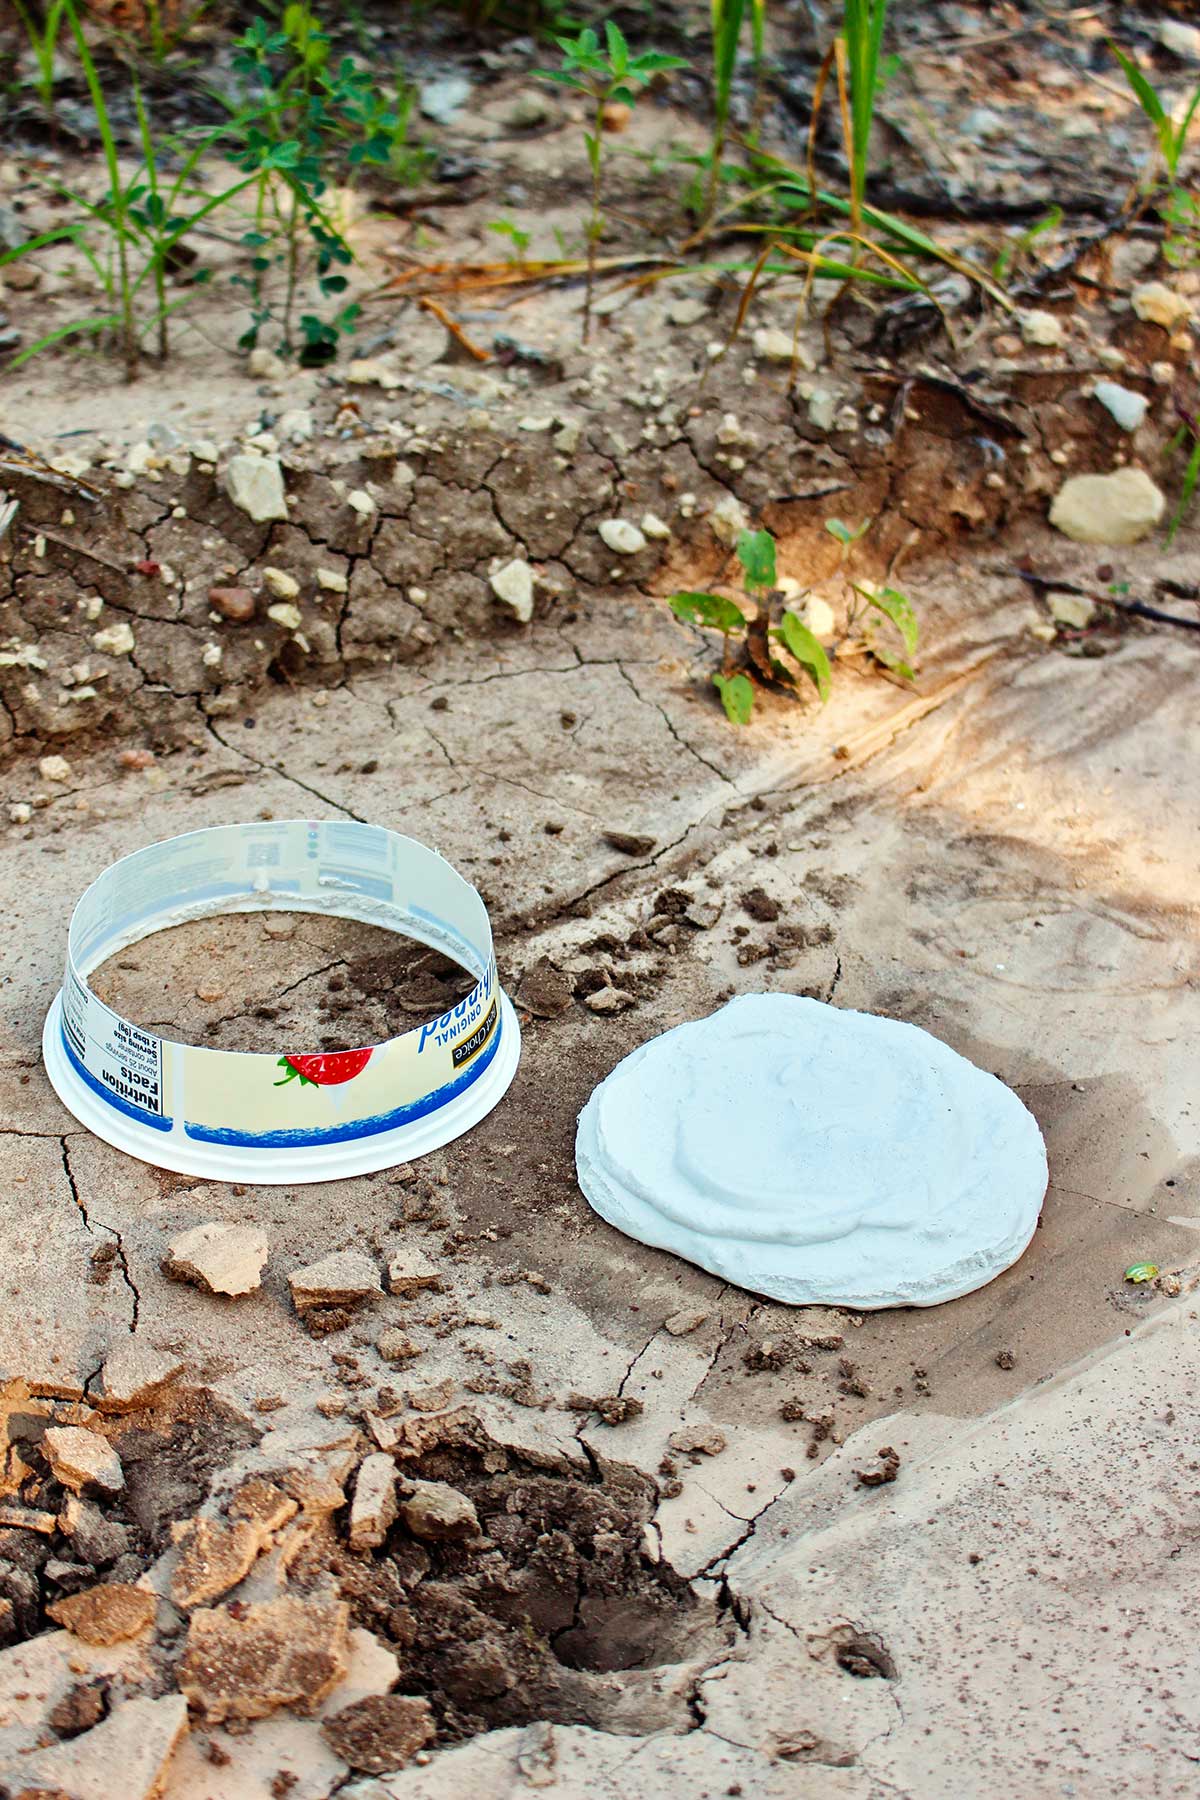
[576,995,1047,1309]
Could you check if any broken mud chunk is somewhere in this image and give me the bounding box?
[567,1393,644,1426]
[854,1446,901,1488]
[397,1479,480,1542]
[229,1478,298,1537]
[376,1328,422,1365]
[59,1497,129,1567]
[47,1677,108,1737]
[163,1222,269,1297]
[94,1341,184,1414]
[322,1693,435,1774]
[15,1695,189,1800]
[349,1454,399,1552]
[46,1581,155,1645]
[667,1426,727,1458]
[995,1349,1016,1370]
[603,831,656,856]
[170,1516,267,1609]
[290,1250,382,1315]
[515,957,573,1019]
[43,1428,123,1496]
[179,1593,350,1721]
[384,1247,443,1298]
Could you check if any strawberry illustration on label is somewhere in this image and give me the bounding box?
[275,1048,373,1088]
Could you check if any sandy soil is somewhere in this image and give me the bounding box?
[1,3,1199,1796]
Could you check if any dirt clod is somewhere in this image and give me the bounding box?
[45,1582,155,1645]
[179,1592,350,1722]
[322,1693,436,1774]
[854,1447,901,1489]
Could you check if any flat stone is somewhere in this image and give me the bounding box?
[45,1583,155,1645]
[94,1341,184,1413]
[575,994,1048,1309]
[1049,591,1097,629]
[224,454,287,523]
[584,987,635,1015]
[322,1693,435,1774]
[263,566,300,600]
[489,558,536,624]
[179,1592,350,1722]
[667,297,709,327]
[1131,281,1192,329]
[42,1428,123,1496]
[385,1246,442,1297]
[92,622,135,657]
[170,1515,267,1608]
[752,325,814,368]
[419,75,471,122]
[290,1251,382,1312]
[1092,381,1149,432]
[664,1308,709,1336]
[709,492,749,545]
[267,601,302,630]
[163,1221,269,1296]
[12,1694,188,1800]
[398,1479,480,1542]
[349,1454,398,1552]
[1020,308,1065,347]
[1049,467,1166,545]
[597,519,646,555]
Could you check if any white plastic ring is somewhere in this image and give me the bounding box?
[42,820,521,1184]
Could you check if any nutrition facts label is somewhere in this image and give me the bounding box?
[62,970,165,1119]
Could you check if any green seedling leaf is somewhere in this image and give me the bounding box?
[824,517,870,546]
[670,591,748,634]
[735,528,776,593]
[864,639,915,682]
[605,19,629,73]
[776,610,832,703]
[854,583,919,657]
[1123,1262,1159,1284]
[713,671,755,724]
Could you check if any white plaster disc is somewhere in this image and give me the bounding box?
[575,994,1047,1309]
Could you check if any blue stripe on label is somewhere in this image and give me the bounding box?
[60,1023,174,1133]
[182,1016,503,1150]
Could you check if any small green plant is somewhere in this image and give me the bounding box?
[669,521,918,724]
[1111,40,1200,267]
[670,527,833,724]
[223,6,405,359]
[824,515,918,679]
[537,21,685,339]
[6,2,262,376]
[13,0,67,117]
[488,216,533,262]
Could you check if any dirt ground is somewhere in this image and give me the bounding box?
[1,2,1200,1797]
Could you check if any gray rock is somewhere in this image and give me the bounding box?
[224,454,287,523]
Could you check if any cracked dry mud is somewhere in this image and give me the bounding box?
[3,6,1200,1794]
